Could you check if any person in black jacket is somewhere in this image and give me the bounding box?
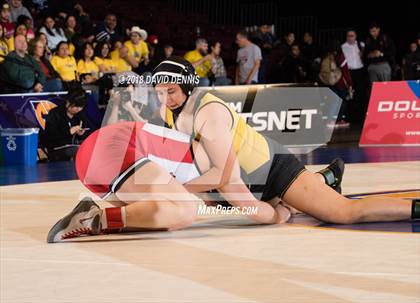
[279,44,310,83]
[44,88,89,161]
[364,22,396,83]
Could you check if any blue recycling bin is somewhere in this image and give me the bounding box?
[0,128,39,166]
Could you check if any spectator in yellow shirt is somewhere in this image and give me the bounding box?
[184,38,212,86]
[0,24,9,62]
[51,41,77,82]
[124,26,149,65]
[77,42,99,84]
[111,40,138,73]
[94,41,116,73]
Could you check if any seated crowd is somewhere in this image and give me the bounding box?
[0,1,419,161]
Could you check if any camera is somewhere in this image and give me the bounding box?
[116,82,132,103]
[119,90,131,103]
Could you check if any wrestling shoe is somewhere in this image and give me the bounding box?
[317,158,345,194]
[47,197,102,243]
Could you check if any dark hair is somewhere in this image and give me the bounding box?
[323,40,342,57]
[55,41,69,55]
[94,41,111,59]
[112,38,123,49]
[67,88,87,107]
[17,15,32,26]
[78,42,94,61]
[43,16,62,37]
[209,40,221,48]
[163,44,173,49]
[368,22,380,29]
[105,13,117,19]
[237,30,249,39]
[65,15,78,30]
[153,56,198,96]
[14,22,27,37]
[303,32,313,37]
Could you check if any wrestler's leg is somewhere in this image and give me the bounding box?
[282,170,411,224]
[47,161,201,242]
[116,161,200,230]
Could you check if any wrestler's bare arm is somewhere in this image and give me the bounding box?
[183,103,282,224]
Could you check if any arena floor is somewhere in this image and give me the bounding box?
[1,159,419,303]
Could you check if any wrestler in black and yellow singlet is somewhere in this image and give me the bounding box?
[165,92,306,201]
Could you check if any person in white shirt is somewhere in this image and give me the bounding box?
[39,16,67,51]
[341,29,368,121]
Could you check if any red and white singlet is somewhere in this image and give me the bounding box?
[75,121,200,199]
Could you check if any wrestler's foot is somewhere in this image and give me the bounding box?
[47,197,102,243]
[317,158,345,194]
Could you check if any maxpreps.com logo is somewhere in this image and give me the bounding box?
[377,100,420,120]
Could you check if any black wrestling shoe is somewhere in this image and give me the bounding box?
[412,199,420,220]
[318,158,345,194]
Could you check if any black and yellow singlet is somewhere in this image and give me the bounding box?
[164,92,305,200]
[165,92,271,174]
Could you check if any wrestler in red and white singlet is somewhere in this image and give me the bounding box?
[76,121,201,199]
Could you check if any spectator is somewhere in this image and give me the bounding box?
[36,32,52,60]
[146,34,158,59]
[64,15,79,45]
[401,42,420,80]
[184,38,212,86]
[341,29,368,116]
[0,23,9,62]
[301,32,321,81]
[111,40,138,72]
[16,15,34,40]
[9,0,32,23]
[364,22,396,83]
[1,3,14,38]
[319,42,353,128]
[39,15,67,51]
[44,88,90,161]
[278,31,296,59]
[50,41,77,83]
[0,34,44,93]
[252,24,277,83]
[235,30,261,85]
[95,13,121,45]
[28,37,63,92]
[73,3,95,44]
[124,26,149,70]
[94,41,116,74]
[301,32,320,63]
[77,42,99,84]
[163,44,173,59]
[279,44,310,83]
[209,41,230,86]
[253,24,277,49]
[14,22,27,36]
[7,21,31,51]
[149,43,173,71]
